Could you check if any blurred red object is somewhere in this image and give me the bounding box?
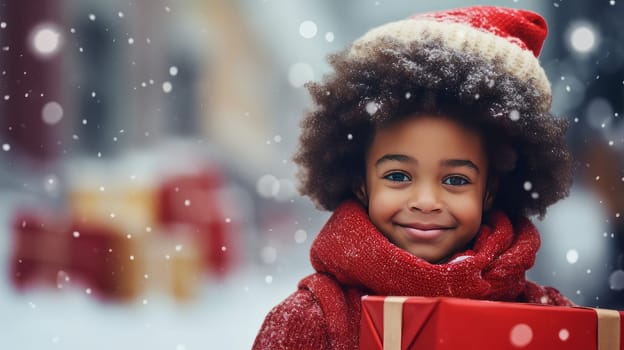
[10,210,145,301]
[157,167,239,278]
[10,210,71,290]
[9,164,240,300]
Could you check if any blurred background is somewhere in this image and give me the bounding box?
[0,0,622,348]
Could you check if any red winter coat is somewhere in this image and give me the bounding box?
[253,200,573,350]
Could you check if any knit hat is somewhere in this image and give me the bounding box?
[349,6,552,111]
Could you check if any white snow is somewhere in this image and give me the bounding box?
[609,270,624,291]
[256,174,280,198]
[288,62,314,88]
[299,20,318,39]
[31,25,62,56]
[260,246,278,264]
[568,23,598,54]
[558,328,570,341]
[294,229,307,244]
[41,101,64,125]
[509,110,520,121]
[0,193,307,349]
[162,82,173,93]
[0,268,302,349]
[523,181,532,191]
[365,101,379,115]
[509,323,533,347]
[565,249,579,264]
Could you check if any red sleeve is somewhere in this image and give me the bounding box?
[543,285,575,306]
[521,280,575,306]
[252,289,329,350]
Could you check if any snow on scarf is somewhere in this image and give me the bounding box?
[253,200,572,350]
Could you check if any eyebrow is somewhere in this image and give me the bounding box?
[375,154,480,174]
[440,159,480,174]
[374,154,416,167]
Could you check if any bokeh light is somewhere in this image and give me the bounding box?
[29,23,62,57]
[567,22,598,54]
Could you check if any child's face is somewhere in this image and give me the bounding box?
[357,114,491,264]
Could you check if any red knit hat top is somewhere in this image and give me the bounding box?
[416,6,547,57]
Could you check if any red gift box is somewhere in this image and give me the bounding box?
[69,221,147,300]
[157,169,238,277]
[360,296,623,350]
[10,210,147,301]
[10,210,72,288]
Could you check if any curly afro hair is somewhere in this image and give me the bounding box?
[293,38,573,221]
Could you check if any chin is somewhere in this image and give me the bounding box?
[408,250,444,264]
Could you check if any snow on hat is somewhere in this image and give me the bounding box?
[349,6,552,111]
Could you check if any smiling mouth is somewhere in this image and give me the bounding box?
[398,224,450,241]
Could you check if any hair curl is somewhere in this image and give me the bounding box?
[294,38,573,220]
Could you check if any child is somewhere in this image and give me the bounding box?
[253,6,574,349]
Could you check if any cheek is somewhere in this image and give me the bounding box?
[450,192,484,227]
[367,188,402,224]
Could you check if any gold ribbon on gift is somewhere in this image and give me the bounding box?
[596,308,620,350]
[384,296,408,350]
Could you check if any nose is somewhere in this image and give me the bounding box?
[407,184,442,213]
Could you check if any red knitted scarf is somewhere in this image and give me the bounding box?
[310,200,564,302]
[254,200,572,350]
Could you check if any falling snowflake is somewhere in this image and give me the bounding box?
[299,20,318,39]
[509,110,520,121]
[260,246,277,264]
[558,329,570,341]
[257,174,279,198]
[565,249,579,264]
[41,101,64,125]
[162,81,172,93]
[609,270,624,291]
[294,229,307,244]
[288,62,314,88]
[31,24,62,57]
[523,181,532,191]
[365,101,379,115]
[509,323,533,347]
